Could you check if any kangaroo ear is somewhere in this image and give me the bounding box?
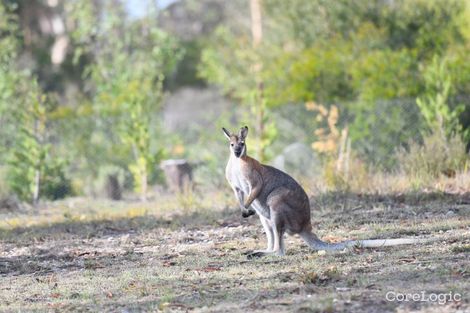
[222,127,231,140]
[239,126,248,139]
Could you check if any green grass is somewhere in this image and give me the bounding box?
[0,191,469,312]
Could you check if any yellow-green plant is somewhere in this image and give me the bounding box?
[308,103,346,188]
[416,55,468,140]
[307,102,369,190]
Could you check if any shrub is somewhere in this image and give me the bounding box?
[396,130,469,183]
[0,166,9,199]
[308,103,370,191]
[40,161,73,200]
[322,152,370,192]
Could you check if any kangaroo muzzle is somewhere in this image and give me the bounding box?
[234,144,245,158]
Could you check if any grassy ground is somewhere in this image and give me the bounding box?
[0,190,469,312]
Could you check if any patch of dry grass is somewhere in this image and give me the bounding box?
[301,164,470,196]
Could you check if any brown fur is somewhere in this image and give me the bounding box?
[239,155,263,208]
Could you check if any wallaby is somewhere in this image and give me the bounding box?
[223,126,426,257]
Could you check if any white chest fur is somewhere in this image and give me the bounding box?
[226,157,250,194]
[225,156,269,218]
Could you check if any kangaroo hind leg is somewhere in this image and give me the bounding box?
[260,215,274,252]
[247,213,285,258]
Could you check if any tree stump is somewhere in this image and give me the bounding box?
[160,159,193,193]
[105,174,122,200]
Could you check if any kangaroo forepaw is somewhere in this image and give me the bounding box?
[242,209,256,218]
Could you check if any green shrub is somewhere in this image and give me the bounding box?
[416,55,468,140]
[396,130,469,183]
[7,157,73,202]
[40,161,73,200]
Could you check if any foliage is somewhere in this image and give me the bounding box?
[199,25,278,161]
[0,166,9,199]
[307,102,369,190]
[1,0,470,202]
[6,82,71,203]
[40,160,73,201]
[169,39,207,88]
[0,3,71,203]
[0,2,18,60]
[264,0,467,54]
[307,102,341,155]
[396,130,469,183]
[263,0,469,165]
[416,55,468,140]
[0,2,20,164]
[65,1,182,200]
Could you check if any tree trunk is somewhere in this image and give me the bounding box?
[32,118,40,206]
[250,0,266,161]
[32,168,40,206]
[131,143,148,202]
[256,85,265,161]
[250,0,263,46]
[140,169,148,202]
[105,174,122,200]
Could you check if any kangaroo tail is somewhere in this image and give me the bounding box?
[299,230,428,251]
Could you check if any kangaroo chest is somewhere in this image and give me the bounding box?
[226,158,270,218]
[226,158,250,194]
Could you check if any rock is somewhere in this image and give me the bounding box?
[446,210,456,217]
[272,142,319,176]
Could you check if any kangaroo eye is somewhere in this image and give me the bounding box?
[230,143,234,146]
[240,142,245,145]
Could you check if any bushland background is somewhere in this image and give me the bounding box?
[0,1,469,312]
